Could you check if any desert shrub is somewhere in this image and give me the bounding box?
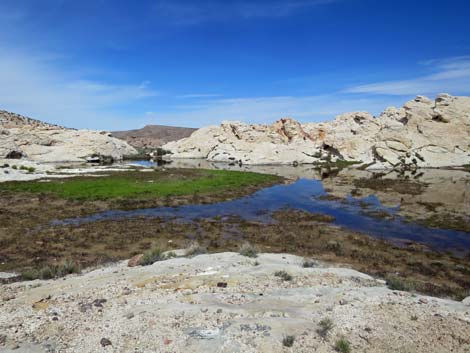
[335,338,351,353]
[317,318,334,337]
[274,270,293,281]
[385,275,416,291]
[282,335,295,347]
[239,242,258,258]
[21,260,81,280]
[141,247,168,266]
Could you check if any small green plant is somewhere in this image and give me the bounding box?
[12,165,17,170]
[282,335,295,347]
[302,259,317,268]
[19,166,36,173]
[317,318,334,337]
[185,241,207,257]
[274,270,293,281]
[411,314,418,321]
[239,242,258,258]
[140,246,168,266]
[335,338,351,353]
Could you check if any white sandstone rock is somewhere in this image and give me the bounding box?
[163,94,470,169]
[0,111,137,163]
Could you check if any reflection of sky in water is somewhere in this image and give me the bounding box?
[54,179,470,254]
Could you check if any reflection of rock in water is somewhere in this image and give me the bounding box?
[321,168,470,232]
[153,159,470,232]
[165,158,326,179]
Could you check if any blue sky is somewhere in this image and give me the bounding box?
[0,0,469,130]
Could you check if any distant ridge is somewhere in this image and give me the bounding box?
[113,125,197,149]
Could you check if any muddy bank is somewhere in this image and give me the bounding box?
[2,208,469,300]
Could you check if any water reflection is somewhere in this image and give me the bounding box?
[59,161,470,254]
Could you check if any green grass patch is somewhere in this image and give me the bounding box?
[0,169,278,200]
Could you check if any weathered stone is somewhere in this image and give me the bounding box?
[127,254,144,267]
[0,110,137,163]
[163,94,470,169]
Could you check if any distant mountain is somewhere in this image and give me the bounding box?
[113,125,197,149]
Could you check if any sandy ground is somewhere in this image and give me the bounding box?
[1,252,469,353]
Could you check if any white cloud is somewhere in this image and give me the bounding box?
[0,48,158,130]
[1,48,468,130]
[147,94,405,127]
[344,56,470,96]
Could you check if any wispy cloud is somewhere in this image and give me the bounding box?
[148,94,404,127]
[1,48,468,130]
[151,0,338,25]
[344,56,470,96]
[0,48,158,129]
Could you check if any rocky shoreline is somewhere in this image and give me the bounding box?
[163,94,470,169]
[1,251,469,353]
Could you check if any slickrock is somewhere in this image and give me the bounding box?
[163,94,470,169]
[0,252,469,352]
[0,110,137,163]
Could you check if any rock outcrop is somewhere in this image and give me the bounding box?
[0,110,137,163]
[163,94,470,169]
[1,252,469,353]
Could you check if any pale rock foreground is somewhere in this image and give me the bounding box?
[1,253,469,353]
[163,94,470,169]
[0,110,137,163]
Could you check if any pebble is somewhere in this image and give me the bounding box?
[100,338,112,347]
[125,313,135,319]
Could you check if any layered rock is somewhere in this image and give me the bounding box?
[0,110,137,163]
[163,94,470,169]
